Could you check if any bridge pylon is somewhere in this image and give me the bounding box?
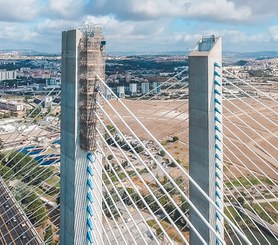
[60,25,105,245]
[189,36,224,244]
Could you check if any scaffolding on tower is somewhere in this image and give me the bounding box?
[78,25,106,151]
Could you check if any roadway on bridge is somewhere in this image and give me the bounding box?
[0,180,41,244]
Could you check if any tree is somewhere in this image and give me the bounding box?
[155,173,159,180]
[181,201,189,213]
[107,155,113,161]
[27,105,42,118]
[122,161,128,168]
[165,202,175,216]
[29,200,47,226]
[46,106,52,114]
[159,150,165,157]
[135,145,144,153]
[46,186,59,195]
[172,136,179,142]
[175,176,183,186]
[169,161,176,167]
[3,113,10,118]
[0,164,14,180]
[145,195,159,213]
[24,95,32,103]
[162,175,168,185]
[56,194,60,205]
[14,185,47,226]
[6,151,54,184]
[106,125,116,134]
[44,225,53,242]
[13,183,30,201]
[237,196,245,206]
[0,139,4,151]
[103,191,120,219]
[6,151,35,176]
[11,111,18,117]
[164,181,175,193]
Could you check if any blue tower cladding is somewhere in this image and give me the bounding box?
[86,152,95,244]
[214,61,224,242]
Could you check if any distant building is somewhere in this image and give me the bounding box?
[152,82,161,94]
[141,82,150,94]
[125,74,132,83]
[47,77,60,86]
[0,69,17,81]
[0,99,23,111]
[117,86,125,98]
[0,123,16,133]
[45,96,52,108]
[159,72,172,77]
[129,83,137,96]
[105,88,112,99]
[33,96,52,108]
[31,69,51,79]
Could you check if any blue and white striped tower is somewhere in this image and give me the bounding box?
[214,62,224,243]
[86,152,95,243]
[189,36,224,244]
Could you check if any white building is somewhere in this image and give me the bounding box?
[45,96,53,108]
[105,88,112,99]
[117,86,125,98]
[141,82,150,94]
[129,83,137,96]
[152,82,161,94]
[0,124,16,133]
[0,69,17,81]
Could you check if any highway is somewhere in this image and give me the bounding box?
[0,179,43,244]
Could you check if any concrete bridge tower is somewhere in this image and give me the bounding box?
[189,36,223,244]
[60,25,105,244]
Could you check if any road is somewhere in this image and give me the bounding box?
[0,179,43,244]
[236,205,278,238]
[225,198,278,207]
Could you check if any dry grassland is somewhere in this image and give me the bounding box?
[105,97,278,181]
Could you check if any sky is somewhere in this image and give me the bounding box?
[0,0,277,54]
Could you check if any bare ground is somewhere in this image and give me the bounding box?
[104,97,278,181]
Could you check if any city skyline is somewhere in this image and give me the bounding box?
[0,0,278,53]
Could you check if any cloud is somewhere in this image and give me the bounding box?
[269,26,278,41]
[182,0,251,22]
[174,33,202,43]
[232,0,278,19]
[46,0,90,19]
[0,0,276,52]
[92,0,252,22]
[82,16,173,51]
[0,22,37,41]
[220,30,268,43]
[0,22,41,51]
[0,0,274,24]
[36,19,78,34]
[0,0,41,22]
